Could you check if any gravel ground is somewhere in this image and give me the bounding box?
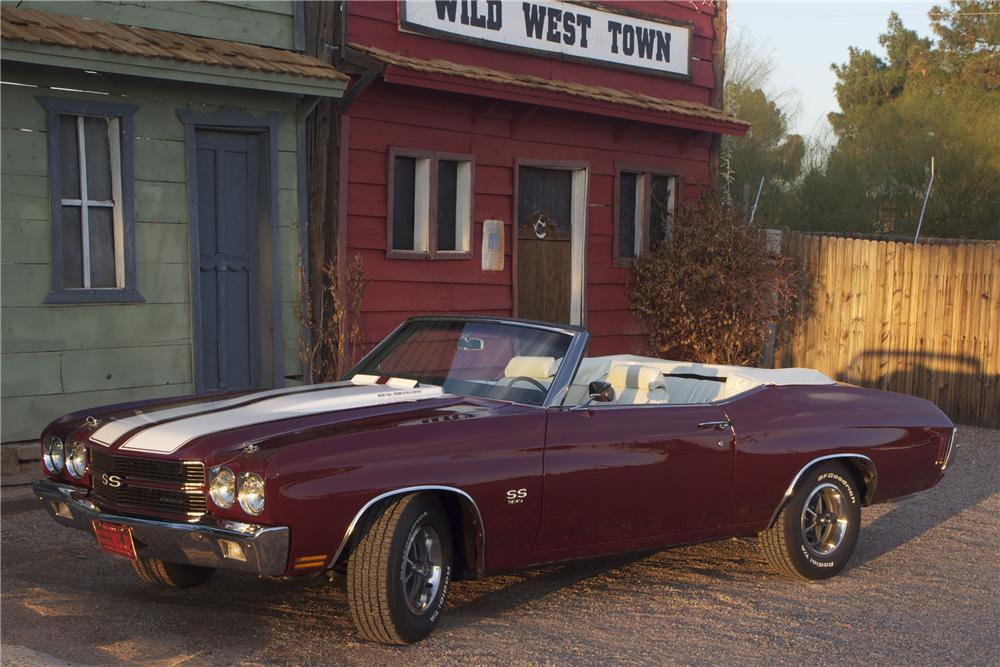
[2,426,998,666]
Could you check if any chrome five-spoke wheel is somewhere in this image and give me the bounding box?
[800,482,849,557]
[759,461,862,580]
[402,524,444,615]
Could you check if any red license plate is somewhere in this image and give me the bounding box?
[92,520,136,560]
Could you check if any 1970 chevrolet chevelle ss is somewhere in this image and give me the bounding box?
[35,316,956,643]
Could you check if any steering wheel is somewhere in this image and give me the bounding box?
[505,376,548,392]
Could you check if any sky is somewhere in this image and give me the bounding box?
[727,1,938,140]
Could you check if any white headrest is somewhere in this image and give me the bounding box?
[608,364,662,389]
[504,356,557,379]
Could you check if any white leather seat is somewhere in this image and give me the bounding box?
[607,364,668,405]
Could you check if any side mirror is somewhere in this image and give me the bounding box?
[588,381,615,403]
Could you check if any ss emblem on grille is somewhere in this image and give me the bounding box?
[101,473,123,488]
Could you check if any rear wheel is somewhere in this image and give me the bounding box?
[346,493,452,644]
[131,557,216,588]
[759,461,861,580]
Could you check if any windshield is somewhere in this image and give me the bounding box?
[352,320,574,406]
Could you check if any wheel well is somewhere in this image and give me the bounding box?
[841,457,877,505]
[331,488,485,578]
[431,491,483,580]
[766,454,879,529]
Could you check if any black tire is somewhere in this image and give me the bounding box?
[759,461,862,580]
[346,493,453,644]
[131,557,216,588]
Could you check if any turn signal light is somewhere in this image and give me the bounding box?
[293,554,327,570]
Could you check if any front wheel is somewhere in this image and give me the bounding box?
[759,461,861,580]
[346,493,453,644]
[131,557,216,588]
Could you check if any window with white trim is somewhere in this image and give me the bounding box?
[615,169,677,263]
[389,149,473,258]
[39,97,141,303]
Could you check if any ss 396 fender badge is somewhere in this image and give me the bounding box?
[506,488,527,504]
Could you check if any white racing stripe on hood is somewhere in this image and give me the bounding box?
[118,384,444,455]
[90,383,344,447]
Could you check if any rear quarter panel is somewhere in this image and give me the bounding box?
[722,384,953,532]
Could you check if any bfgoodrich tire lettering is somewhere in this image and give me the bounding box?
[346,493,453,644]
[759,461,861,580]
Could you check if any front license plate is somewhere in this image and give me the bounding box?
[92,520,136,560]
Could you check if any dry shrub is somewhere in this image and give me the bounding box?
[629,196,808,366]
[297,254,367,382]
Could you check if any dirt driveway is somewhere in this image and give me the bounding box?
[3,427,998,666]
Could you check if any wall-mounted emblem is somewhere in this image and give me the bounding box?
[530,212,552,239]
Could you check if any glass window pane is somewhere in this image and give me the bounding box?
[59,115,81,200]
[617,172,637,259]
[649,175,674,248]
[61,206,84,288]
[392,156,416,251]
[88,206,117,288]
[437,160,458,251]
[84,116,113,201]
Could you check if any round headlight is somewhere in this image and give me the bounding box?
[66,441,88,478]
[43,435,65,474]
[209,466,236,509]
[238,472,265,516]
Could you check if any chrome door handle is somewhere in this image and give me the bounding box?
[698,420,732,431]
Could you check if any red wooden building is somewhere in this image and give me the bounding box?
[310,0,747,358]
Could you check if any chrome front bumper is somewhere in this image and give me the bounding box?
[34,479,289,576]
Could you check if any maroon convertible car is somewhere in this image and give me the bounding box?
[35,316,956,643]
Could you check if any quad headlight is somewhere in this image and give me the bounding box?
[238,472,265,516]
[209,466,236,509]
[42,435,65,474]
[66,441,89,478]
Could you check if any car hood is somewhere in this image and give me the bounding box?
[80,381,494,461]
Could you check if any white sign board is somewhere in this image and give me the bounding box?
[400,0,692,77]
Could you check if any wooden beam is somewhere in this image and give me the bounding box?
[709,0,728,192]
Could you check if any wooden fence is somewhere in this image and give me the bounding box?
[777,232,1000,428]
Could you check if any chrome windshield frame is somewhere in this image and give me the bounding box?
[343,316,589,409]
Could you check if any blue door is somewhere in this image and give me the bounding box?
[194,130,262,391]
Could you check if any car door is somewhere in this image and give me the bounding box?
[533,403,735,552]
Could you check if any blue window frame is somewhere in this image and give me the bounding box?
[37,96,143,304]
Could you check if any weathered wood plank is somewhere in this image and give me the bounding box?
[136,221,189,262]
[60,344,191,393]
[1,382,193,442]
[2,128,48,176]
[0,351,62,397]
[134,138,187,183]
[17,0,296,50]
[3,303,191,353]
[134,183,189,224]
[1,219,50,264]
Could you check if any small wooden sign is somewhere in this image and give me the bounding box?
[482,219,504,271]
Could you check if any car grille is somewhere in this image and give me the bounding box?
[90,449,206,519]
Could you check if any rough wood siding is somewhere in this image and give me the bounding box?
[348,1,719,105]
[0,63,303,442]
[345,82,711,356]
[6,0,296,50]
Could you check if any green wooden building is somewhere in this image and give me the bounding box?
[0,1,347,448]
